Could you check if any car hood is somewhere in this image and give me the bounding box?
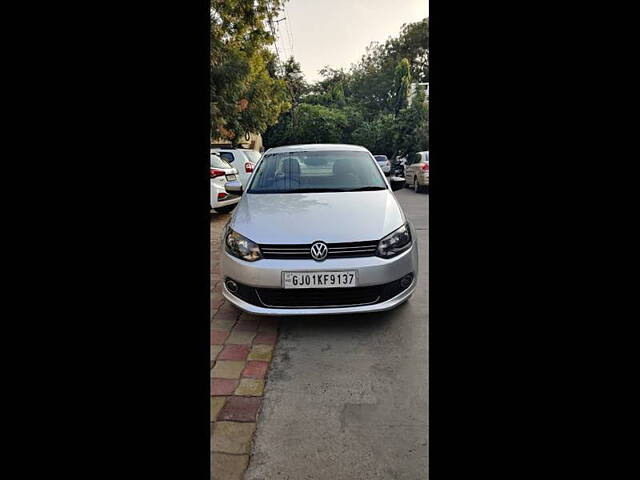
[230,190,406,244]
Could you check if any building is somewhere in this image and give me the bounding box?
[408,82,429,106]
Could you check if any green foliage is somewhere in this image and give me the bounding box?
[351,113,396,157]
[394,89,429,159]
[263,18,429,157]
[264,104,347,145]
[211,0,291,144]
[393,58,412,114]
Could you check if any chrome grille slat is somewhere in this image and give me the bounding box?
[260,241,379,259]
[329,249,376,253]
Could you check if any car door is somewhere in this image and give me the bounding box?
[406,153,418,183]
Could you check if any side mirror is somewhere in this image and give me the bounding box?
[389,177,405,191]
[225,180,243,196]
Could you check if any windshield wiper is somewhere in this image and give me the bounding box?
[341,186,387,191]
[284,188,341,193]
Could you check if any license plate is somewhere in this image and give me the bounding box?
[226,174,237,181]
[282,271,358,289]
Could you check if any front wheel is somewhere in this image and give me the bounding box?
[214,204,237,214]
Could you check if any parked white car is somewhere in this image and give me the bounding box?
[210,148,261,187]
[211,154,241,213]
[374,155,391,175]
[405,151,429,193]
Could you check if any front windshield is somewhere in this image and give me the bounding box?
[248,150,388,194]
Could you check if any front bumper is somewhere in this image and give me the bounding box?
[213,195,241,208]
[221,240,418,315]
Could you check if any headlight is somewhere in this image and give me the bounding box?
[225,228,262,262]
[376,223,412,258]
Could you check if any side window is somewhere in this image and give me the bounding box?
[414,153,422,164]
[219,152,235,163]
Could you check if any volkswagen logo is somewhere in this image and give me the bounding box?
[310,241,328,261]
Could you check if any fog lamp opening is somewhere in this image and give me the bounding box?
[225,279,238,293]
[400,274,414,289]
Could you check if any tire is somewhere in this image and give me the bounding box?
[214,204,237,214]
[414,179,421,193]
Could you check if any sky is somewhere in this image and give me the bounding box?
[274,0,428,84]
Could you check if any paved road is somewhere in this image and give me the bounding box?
[245,187,429,480]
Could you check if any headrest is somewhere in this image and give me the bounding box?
[332,159,357,175]
[282,157,301,176]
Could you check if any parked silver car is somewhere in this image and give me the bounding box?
[405,151,429,193]
[220,144,418,316]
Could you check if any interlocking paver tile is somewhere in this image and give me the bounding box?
[212,421,256,454]
[217,396,262,422]
[211,330,229,345]
[247,344,274,362]
[211,378,239,396]
[211,453,249,480]
[235,378,265,396]
[218,344,250,361]
[226,330,256,345]
[234,317,260,332]
[211,396,227,420]
[213,310,238,321]
[219,302,239,314]
[253,333,278,345]
[211,361,246,379]
[258,318,280,331]
[242,361,269,379]
[211,318,236,331]
[211,345,222,362]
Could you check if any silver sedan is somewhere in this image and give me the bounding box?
[220,144,419,316]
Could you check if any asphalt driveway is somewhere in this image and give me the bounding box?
[243,187,429,480]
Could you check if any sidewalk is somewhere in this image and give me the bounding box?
[211,214,280,480]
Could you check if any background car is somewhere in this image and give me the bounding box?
[374,155,391,175]
[211,154,241,213]
[404,151,429,193]
[210,148,260,187]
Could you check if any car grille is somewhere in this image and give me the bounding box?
[260,240,379,260]
[227,275,413,309]
[256,286,382,308]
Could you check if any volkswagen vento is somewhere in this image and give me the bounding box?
[220,144,418,316]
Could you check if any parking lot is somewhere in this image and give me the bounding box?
[211,187,429,479]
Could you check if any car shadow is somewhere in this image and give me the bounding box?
[276,299,411,334]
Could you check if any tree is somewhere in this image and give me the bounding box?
[349,19,428,117]
[394,88,429,159]
[393,58,412,114]
[263,18,429,154]
[210,0,291,144]
[264,104,347,145]
[351,114,396,157]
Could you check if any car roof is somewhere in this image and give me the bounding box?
[265,144,369,154]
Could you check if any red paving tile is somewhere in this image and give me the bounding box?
[211,330,229,345]
[211,378,239,396]
[218,344,250,361]
[216,396,262,422]
[242,361,269,379]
